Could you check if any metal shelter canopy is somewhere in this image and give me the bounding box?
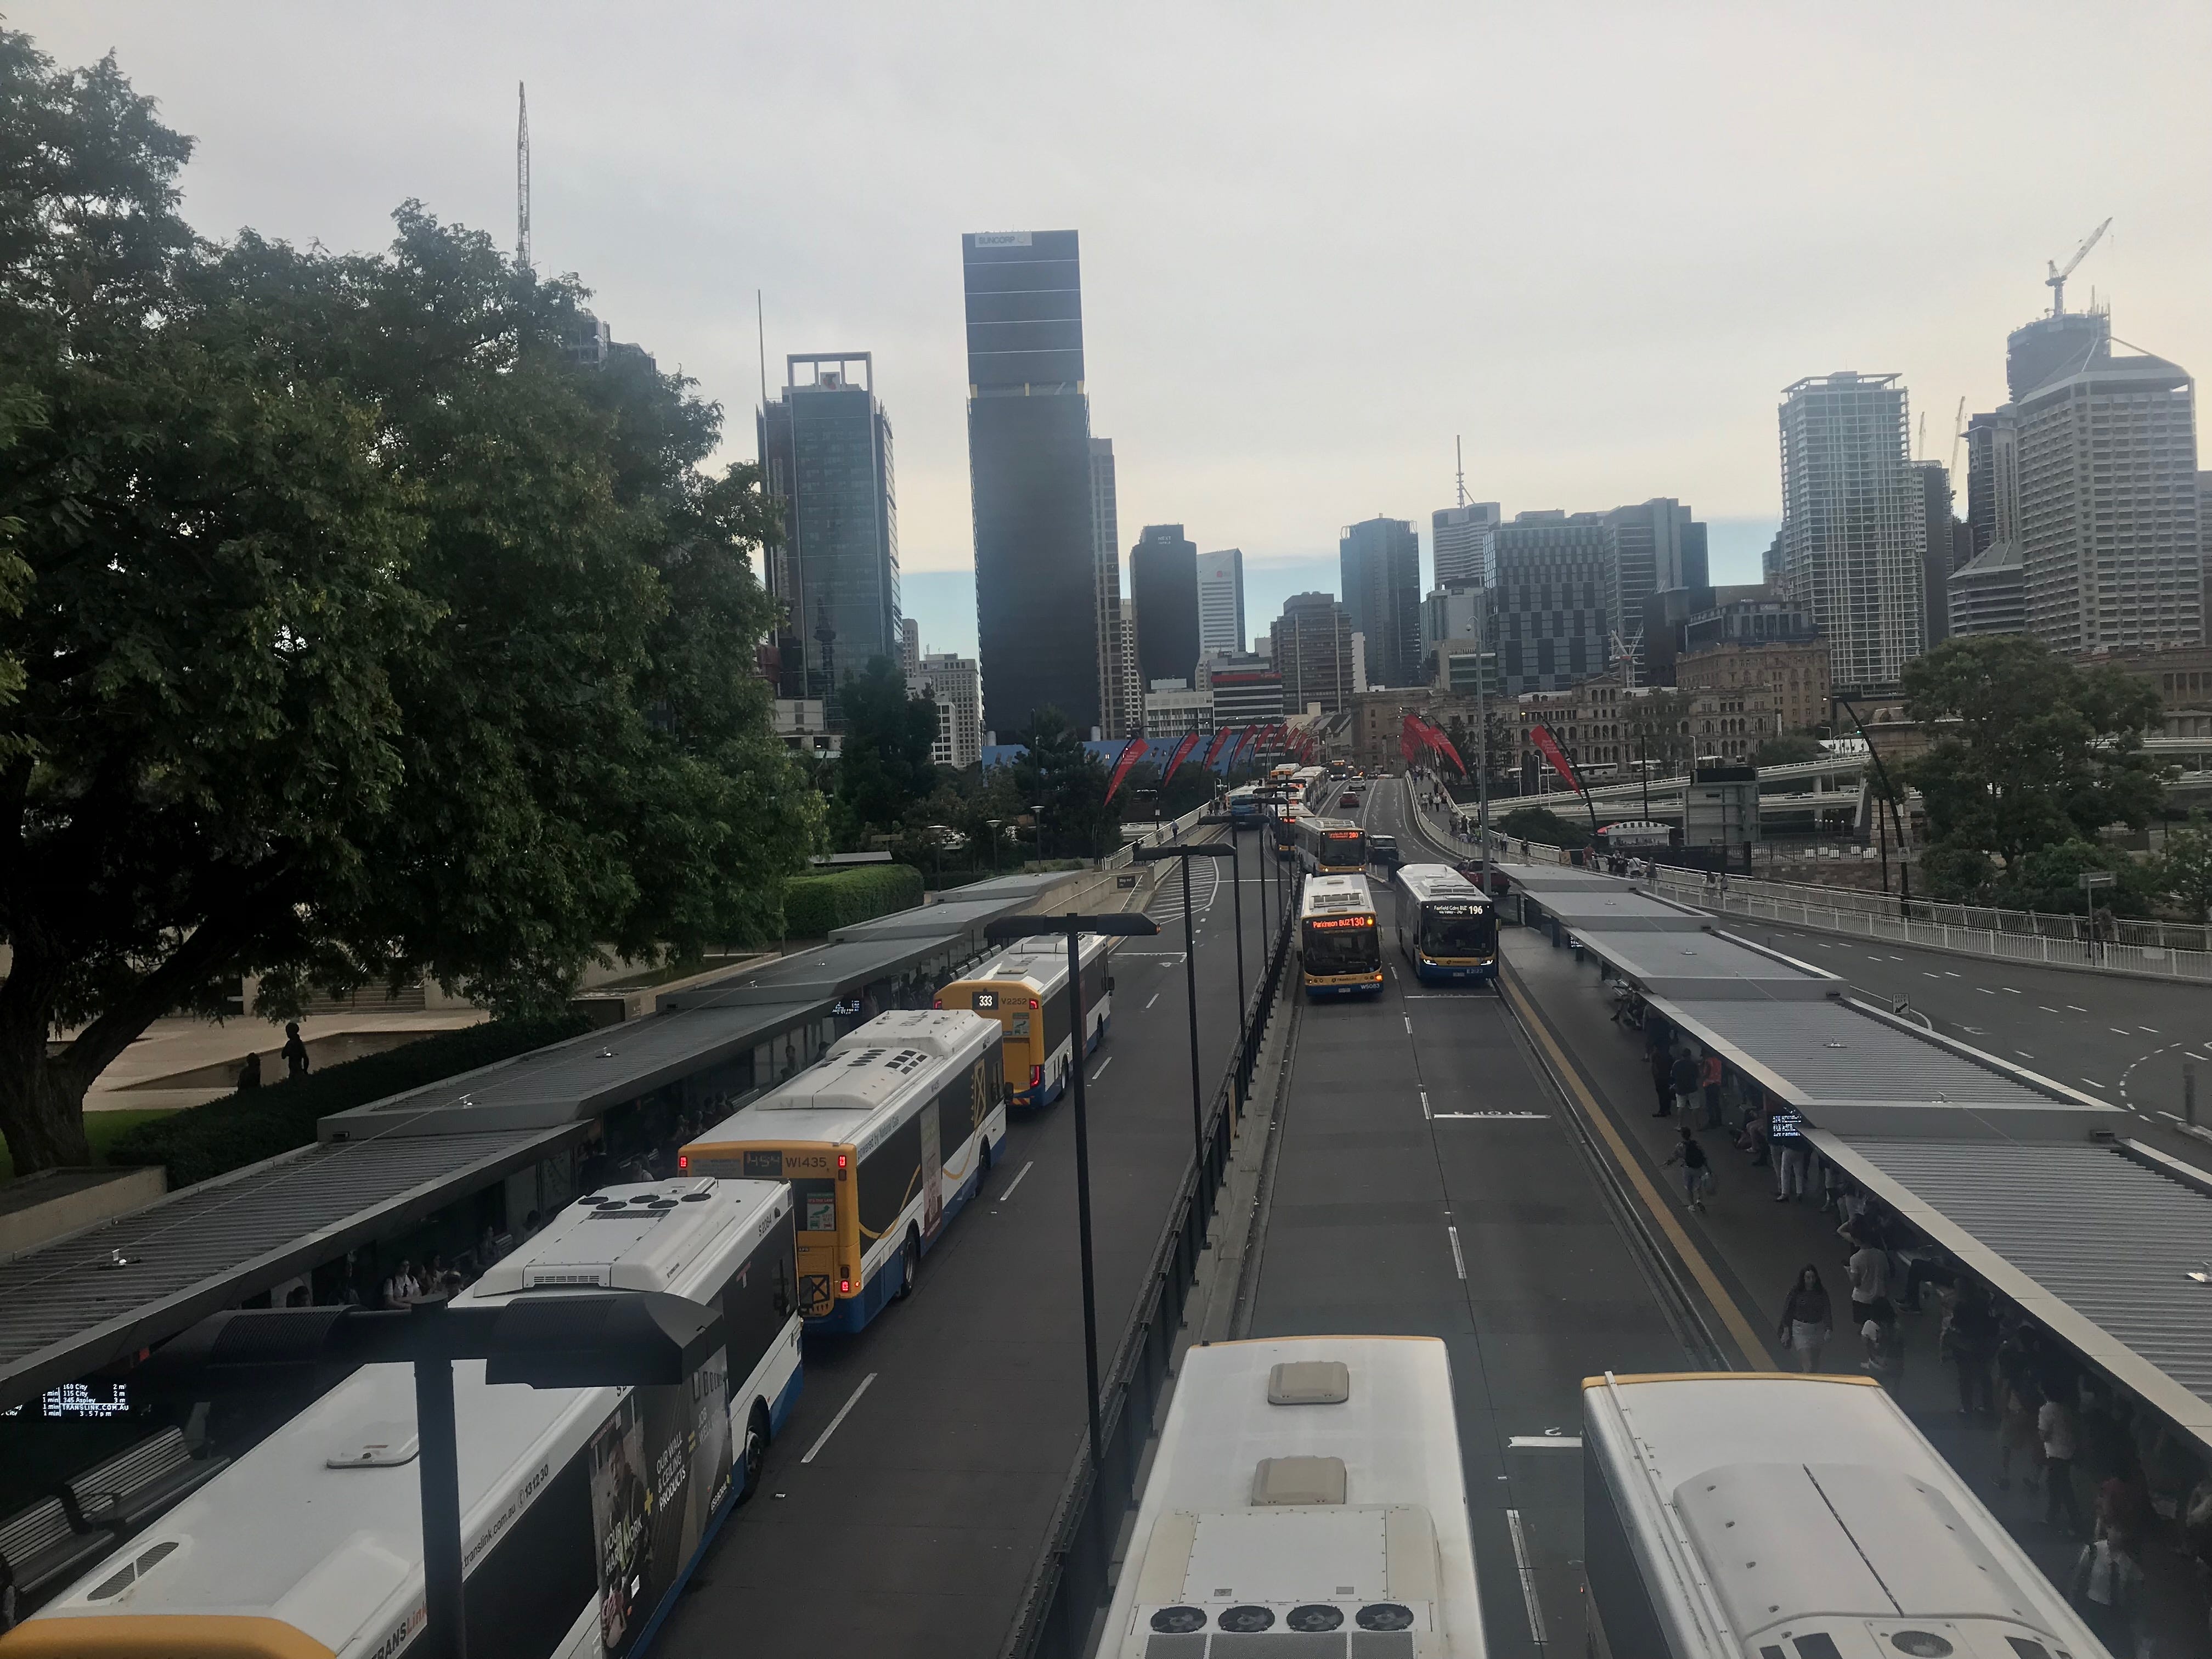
[0,1125,583,1412]
[1810,1134,2212,1455]
[656,933,974,1014]
[1578,928,1839,1002]
[318,998,827,1141]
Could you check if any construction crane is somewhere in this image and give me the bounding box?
[1949,396,1967,482]
[1916,411,1926,464]
[2046,217,2111,315]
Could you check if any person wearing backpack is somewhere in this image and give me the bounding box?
[1664,1125,1714,1213]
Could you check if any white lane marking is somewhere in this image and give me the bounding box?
[1922,972,1940,979]
[1977,988,1995,995]
[1944,970,1960,978]
[2040,1006,2058,1012]
[2112,1028,2132,1036]
[1434,1111,1548,1120]
[996,1160,1035,1201]
[1505,1507,1549,1648]
[800,1372,878,1465]
[1888,955,1905,962]
[1447,1225,1466,1279]
[1419,1089,1431,1119]
[1090,1057,1113,1081]
[2161,1110,2183,1122]
[1866,955,1883,962]
[2068,1004,2089,1012]
[2082,1077,2106,1088]
[2002,987,2020,994]
[1403,1015,1413,1034]
[1507,1435,1583,1449]
[2142,1026,2161,1033]
[1144,992,1159,1008]
[2189,1052,2211,1063]
[2016,1051,2034,1060]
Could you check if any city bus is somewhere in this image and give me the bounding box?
[1269,762,1301,783]
[1293,764,1325,806]
[1270,802,1310,860]
[1583,1371,2106,1659]
[1298,875,1384,997]
[932,933,1112,1107]
[681,1009,1003,1334]
[1295,816,1369,875]
[1225,785,1261,830]
[1101,1336,1486,1655]
[1389,863,1498,983]
[9,1176,801,1659]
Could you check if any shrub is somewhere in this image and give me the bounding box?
[1500,806,1591,849]
[781,864,925,938]
[105,1014,590,1190]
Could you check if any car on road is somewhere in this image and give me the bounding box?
[1367,833,1399,869]
[1338,790,1362,807]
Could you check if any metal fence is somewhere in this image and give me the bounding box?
[998,866,1299,1659]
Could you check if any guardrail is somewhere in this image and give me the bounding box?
[1000,862,1299,1659]
[1101,803,1209,872]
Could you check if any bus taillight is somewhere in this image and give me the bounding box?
[932,997,943,1008]
[1030,1064,1043,1088]
[678,1153,688,1171]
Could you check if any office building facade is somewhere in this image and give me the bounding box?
[1131,524,1201,690]
[1965,407,2019,560]
[1339,517,1422,687]
[1204,655,1284,726]
[1090,438,1134,737]
[1432,502,1501,588]
[964,229,1099,736]
[757,352,900,709]
[1917,461,1962,648]
[1271,592,1357,715]
[1776,372,1926,689]
[1196,548,1245,660]
[1947,541,2026,639]
[908,653,983,770]
[1491,511,1618,695]
[1675,639,1830,736]
[1605,499,1708,678]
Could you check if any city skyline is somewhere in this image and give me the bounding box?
[24,3,2209,608]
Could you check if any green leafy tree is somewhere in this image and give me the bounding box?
[1757,733,1826,766]
[1500,805,1590,849]
[1902,636,2163,900]
[2156,813,2212,923]
[830,656,938,846]
[1012,707,1115,859]
[0,32,817,1172]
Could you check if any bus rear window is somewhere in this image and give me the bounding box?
[792,1178,837,1234]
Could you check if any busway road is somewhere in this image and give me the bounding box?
[658,832,1277,1658]
[1241,779,1689,1659]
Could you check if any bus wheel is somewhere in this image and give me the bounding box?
[739,1401,770,1500]
[894,1229,919,1300]
[979,1136,994,1174]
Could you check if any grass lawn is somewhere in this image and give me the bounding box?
[0,1109,180,1186]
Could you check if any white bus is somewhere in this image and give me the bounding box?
[1102,1336,1486,1655]
[1299,874,1384,998]
[1389,864,1497,984]
[681,1009,1005,1336]
[1583,1371,2108,1659]
[9,1177,800,1659]
[932,933,1113,1108]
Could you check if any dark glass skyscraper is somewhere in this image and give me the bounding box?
[1130,523,1200,689]
[964,230,1099,737]
[1339,517,1421,687]
[757,353,898,710]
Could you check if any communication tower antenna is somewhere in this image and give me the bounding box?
[516,83,532,273]
[1455,435,1467,509]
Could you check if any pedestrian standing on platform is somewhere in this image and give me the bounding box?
[1664,1126,1713,1212]
[1669,1049,1700,1119]
[2069,1531,2142,1655]
[1846,1230,1892,1331]
[1650,1043,1676,1118]
[1769,1104,1810,1200]
[281,1021,311,1080]
[1943,1288,1998,1419]
[1699,1049,1724,1130]
[1778,1265,1833,1373]
[2041,1389,2086,1536]
[1859,1304,1905,1390]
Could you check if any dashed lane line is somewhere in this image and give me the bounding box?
[800,1372,878,1465]
[995,1160,1035,1202]
[1447,1225,1467,1280]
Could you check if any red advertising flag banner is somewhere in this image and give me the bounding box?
[1234,726,1260,765]
[1160,730,1205,785]
[1527,723,1583,795]
[1420,716,1468,775]
[1203,727,1235,769]
[1104,737,1150,803]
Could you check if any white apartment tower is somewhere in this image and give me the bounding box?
[1778,373,1926,687]
[909,652,983,770]
[1432,501,1501,588]
[1195,548,1245,659]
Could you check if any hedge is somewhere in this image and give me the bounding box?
[782,864,924,939]
[105,1013,591,1190]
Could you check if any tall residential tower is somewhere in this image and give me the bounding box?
[1339,516,1421,687]
[1196,548,1246,660]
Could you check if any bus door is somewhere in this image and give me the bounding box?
[920,1097,944,1239]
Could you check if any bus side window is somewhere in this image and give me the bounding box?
[721,1216,798,1386]
[463,1452,596,1659]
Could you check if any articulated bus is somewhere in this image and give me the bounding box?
[1389,864,1498,983]
[1299,875,1384,997]
[682,1010,1004,1334]
[932,933,1112,1107]
[1583,1372,2107,1659]
[1102,1336,1486,1656]
[1295,816,1370,875]
[7,1178,800,1659]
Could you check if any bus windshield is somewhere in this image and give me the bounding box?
[1419,904,1495,958]
[1304,917,1380,976]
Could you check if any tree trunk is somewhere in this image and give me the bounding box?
[0,998,93,1172]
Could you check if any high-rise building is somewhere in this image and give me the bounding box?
[1131,524,1200,690]
[757,352,900,710]
[908,652,983,770]
[2016,326,2201,653]
[1605,499,1708,678]
[1420,582,1491,684]
[1195,548,1245,660]
[1491,511,1617,694]
[1432,502,1501,587]
[1965,407,2019,560]
[1776,372,1926,689]
[1090,438,1133,736]
[963,229,1099,736]
[1916,461,1962,649]
[1271,592,1356,715]
[1947,542,2026,639]
[899,618,919,676]
[1339,517,1421,686]
[1203,654,1283,728]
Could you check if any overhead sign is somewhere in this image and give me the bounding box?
[972,231,1032,247]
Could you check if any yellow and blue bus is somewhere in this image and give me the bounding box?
[1389,862,1498,983]
[932,933,1113,1107]
[1295,816,1369,875]
[1299,875,1384,997]
[682,1009,1005,1334]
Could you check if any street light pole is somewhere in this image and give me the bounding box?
[1133,842,1239,1234]
[1199,813,1248,1112]
[984,910,1161,1470]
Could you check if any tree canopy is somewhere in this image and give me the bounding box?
[830,656,939,847]
[1901,636,2162,902]
[1009,708,1117,859]
[0,30,817,1171]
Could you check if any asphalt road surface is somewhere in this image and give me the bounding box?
[657,836,1274,1658]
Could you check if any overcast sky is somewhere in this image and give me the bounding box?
[21,3,2212,657]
